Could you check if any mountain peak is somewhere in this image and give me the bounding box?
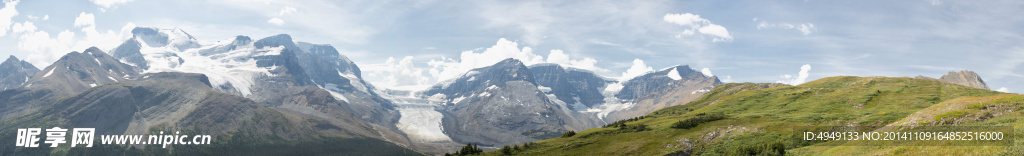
[254,34,299,50]
[234,35,252,43]
[83,47,103,54]
[938,70,990,90]
[497,58,525,66]
[130,27,160,36]
[4,55,17,62]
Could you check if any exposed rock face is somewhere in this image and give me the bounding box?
[424,59,602,147]
[528,64,614,110]
[0,50,418,154]
[915,70,990,90]
[104,28,417,151]
[23,47,141,95]
[604,66,722,122]
[939,70,990,90]
[0,56,39,90]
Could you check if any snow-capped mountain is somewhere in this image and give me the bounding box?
[104,27,412,149]
[599,65,722,122]
[0,55,40,90]
[0,28,423,154]
[402,59,722,148]
[422,58,603,147]
[529,63,615,110]
[23,47,141,95]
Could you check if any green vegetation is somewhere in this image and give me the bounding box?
[670,113,727,129]
[445,143,484,156]
[561,131,576,137]
[478,76,1010,155]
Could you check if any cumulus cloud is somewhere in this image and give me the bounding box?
[700,68,714,77]
[754,18,817,35]
[427,38,543,82]
[664,13,732,42]
[90,0,133,8]
[267,17,285,25]
[364,38,608,90]
[16,12,135,67]
[996,87,1009,93]
[371,56,433,91]
[74,12,96,27]
[619,59,654,81]
[546,50,607,72]
[0,0,19,37]
[425,38,606,83]
[279,6,297,16]
[776,64,812,85]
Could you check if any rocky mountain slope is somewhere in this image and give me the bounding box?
[602,65,722,122]
[0,71,418,155]
[0,28,423,155]
[411,59,722,149]
[528,63,614,110]
[0,56,39,91]
[423,59,602,147]
[915,70,990,90]
[105,27,413,148]
[478,75,1006,155]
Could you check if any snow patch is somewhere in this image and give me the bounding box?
[428,93,447,102]
[89,83,97,87]
[395,105,452,142]
[487,85,499,90]
[692,88,710,94]
[138,37,276,97]
[537,85,552,93]
[452,95,468,104]
[667,67,682,80]
[327,90,350,103]
[339,72,370,93]
[604,83,624,93]
[42,68,55,78]
[108,76,117,82]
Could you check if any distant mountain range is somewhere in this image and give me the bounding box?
[0,27,997,155]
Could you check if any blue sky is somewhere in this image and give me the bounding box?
[0,0,1021,92]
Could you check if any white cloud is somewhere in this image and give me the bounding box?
[364,38,609,90]
[664,13,732,42]
[546,49,570,64]
[10,20,33,33]
[996,87,1009,93]
[16,12,135,67]
[267,18,285,25]
[373,56,432,91]
[478,1,554,45]
[90,0,134,8]
[776,64,812,85]
[20,30,71,67]
[721,75,732,82]
[619,58,654,81]
[546,49,607,72]
[42,15,48,20]
[700,68,714,77]
[427,38,545,82]
[754,18,817,35]
[279,6,297,16]
[0,0,19,37]
[74,12,96,28]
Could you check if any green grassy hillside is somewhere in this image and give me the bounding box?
[478,76,1010,156]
